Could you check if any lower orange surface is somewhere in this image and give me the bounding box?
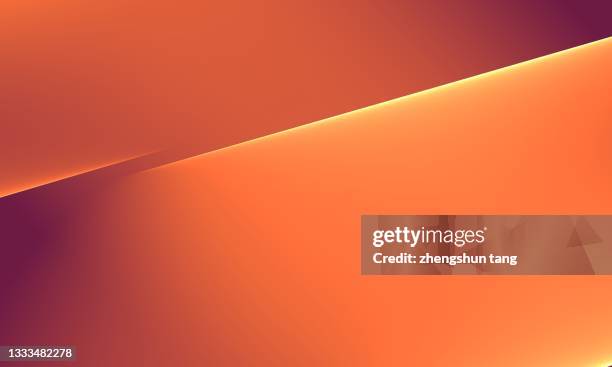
[70,38,611,366]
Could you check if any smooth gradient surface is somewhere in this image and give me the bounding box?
[2,0,611,197]
[1,37,610,366]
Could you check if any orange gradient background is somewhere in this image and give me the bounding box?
[1,2,611,367]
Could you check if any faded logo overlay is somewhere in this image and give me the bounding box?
[361,215,612,275]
